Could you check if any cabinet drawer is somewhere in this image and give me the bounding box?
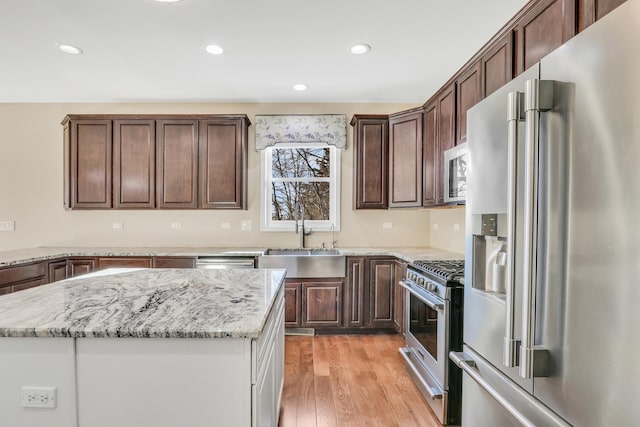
[0,262,45,286]
[97,257,152,269]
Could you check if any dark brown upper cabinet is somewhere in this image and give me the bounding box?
[482,31,514,97]
[198,118,247,209]
[351,115,389,209]
[456,60,483,146]
[578,0,626,31]
[114,119,156,209]
[65,119,113,209]
[422,102,438,207]
[63,114,249,210]
[388,108,423,208]
[516,0,576,74]
[156,119,199,209]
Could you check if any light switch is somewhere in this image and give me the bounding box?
[241,221,252,231]
[171,222,182,229]
[221,222,231,229]
[382,222,393,229]
[112,222,123,230]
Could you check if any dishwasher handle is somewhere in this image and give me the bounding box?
[196,257,255,269]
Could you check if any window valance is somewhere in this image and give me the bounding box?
[255,114,347,151]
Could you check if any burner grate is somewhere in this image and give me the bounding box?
[411,259,464,282]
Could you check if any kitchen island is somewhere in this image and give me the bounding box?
[0,268,286,427]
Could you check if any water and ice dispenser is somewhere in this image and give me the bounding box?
[471,213,508,297]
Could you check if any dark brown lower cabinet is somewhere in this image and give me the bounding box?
[97,257,152,270]
[152,257,196,268]
[48,259,69,283]
[302,280,343,328]
[393,260,407,336]
[284,281,302,328]
[344,257,365,327]
[367,258,395,328]
[0,262,47,295]
[68,258,96,277]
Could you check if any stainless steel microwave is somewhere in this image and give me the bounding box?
[443,142,467,204]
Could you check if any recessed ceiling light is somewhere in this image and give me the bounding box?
[293,84,308,91]
[205,45,224,55]
[350,43,371,55]
[57,44,83,55]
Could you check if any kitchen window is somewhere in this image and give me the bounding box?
[260,143,340,231]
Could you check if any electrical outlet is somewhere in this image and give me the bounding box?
[171,222,182,230]
[221,222,231,229]
[241,220,252,231]
[112,222,123,230]
[0,221,15,232]
[21,386,57,408]
[433,223,439,230]
[382,222,393,229]
[453,223,460,231]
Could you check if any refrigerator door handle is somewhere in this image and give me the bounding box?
[503,91,524,368]
[450,351,537,427]
[519,79,552,379]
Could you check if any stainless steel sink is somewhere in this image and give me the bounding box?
[258,249,345,278]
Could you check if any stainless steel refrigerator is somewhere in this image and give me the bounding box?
[450,1,640,425]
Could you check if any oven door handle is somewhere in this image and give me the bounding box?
[399,280,444,312]
[399,348,443,400]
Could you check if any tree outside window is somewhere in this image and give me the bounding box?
[261,144,340,231]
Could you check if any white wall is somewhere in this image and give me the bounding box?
[428,207,465,254]
[0,103,438,252]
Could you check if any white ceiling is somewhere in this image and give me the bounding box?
[0,0,528,103]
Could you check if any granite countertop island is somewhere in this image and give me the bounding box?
[0,268,287,427]
[0,267,286,338]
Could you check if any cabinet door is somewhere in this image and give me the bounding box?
[388,110,423,208]
[423,102,438,206]
[97,257,152,270]
[456,60,483,146]
[68,259,95,277]
[156,120,199,209]
[351,115,388,209]
[367,259,395,328]
[284,281,302,328]
[301,281,343,327]
[69,119,113,208]
[344,257,365,327]
[198,118,247,209]
[393,260,407,336]
[578,0,626,31]
[48,260,69,283]
[152,257,196,268]
[436,84,456,204]
[482,31,514,98]
[516,0,576,74]
[113,120,156,208]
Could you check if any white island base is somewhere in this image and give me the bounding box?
[0,269,285,427]
[2,317,284,427]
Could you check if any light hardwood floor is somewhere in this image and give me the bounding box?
[279,334,442,427]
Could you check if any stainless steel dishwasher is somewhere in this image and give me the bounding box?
[195,256,255,269]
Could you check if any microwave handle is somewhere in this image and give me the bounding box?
[503,91,524,368]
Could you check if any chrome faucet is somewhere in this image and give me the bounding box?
[295,205,312,248]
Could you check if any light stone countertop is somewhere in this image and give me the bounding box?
[0,246,462,267]
[0,268,286,339]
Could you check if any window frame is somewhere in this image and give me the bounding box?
[260,142,341,232]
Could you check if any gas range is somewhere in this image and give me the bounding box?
[400,259,465,425]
